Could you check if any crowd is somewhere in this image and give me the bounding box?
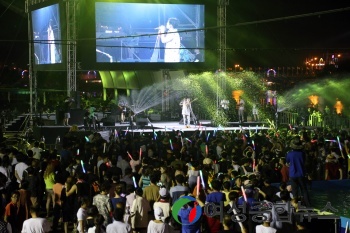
[0,123,348,233]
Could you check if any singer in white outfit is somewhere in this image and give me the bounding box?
[180,98,191,127]
[158,18,181,62]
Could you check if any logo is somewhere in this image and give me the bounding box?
[172,196,202,225]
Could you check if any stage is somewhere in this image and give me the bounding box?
[33,120,270,145]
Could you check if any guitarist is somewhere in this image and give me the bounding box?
[180,98,192,128]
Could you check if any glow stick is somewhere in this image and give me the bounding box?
[337,136,345,158]
[232,208,244,230]
[125,127,129,136]
[345,221,348,233]
[139,147,142,161]
[185,138,192,143]
[325,139,336,142]
[154,132,157,140]
[103,143,106,153]
[85,136,89,142]
[213,129,216,137]
[239,125,242,133]
[181,136,183,146]
[337,136,343,151]
[132,176,137,188]
[170,139,173,150]
[127,151,133,160]
[252,140,256,151]
[241,186,247,202]
[199,170,205,189]
[206,145,208,155]
[255,125,258,133]
[196,176,200,196]
[207,133,210,142]
[77,149,80,156]
[81,160,86,173]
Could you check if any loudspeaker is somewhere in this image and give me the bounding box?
[136,118,148,127]
[102,114,117,126]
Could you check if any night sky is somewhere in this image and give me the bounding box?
[0,0,349,69]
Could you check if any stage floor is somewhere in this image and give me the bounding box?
[38,120,270,132]
[115,120,270,133]
[32,120,270,144]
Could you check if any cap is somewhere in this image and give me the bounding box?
[159,188,168,198]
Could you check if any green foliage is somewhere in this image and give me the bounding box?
[174,71,267,126]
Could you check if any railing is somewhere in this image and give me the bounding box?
[278,111,299,126]
[278,111,350,129]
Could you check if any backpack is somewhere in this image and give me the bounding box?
[0,172,7,188]
[91,181,100,194]
[0,220,8,233]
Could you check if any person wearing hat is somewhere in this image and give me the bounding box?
[147,207,171,233]
[286,136,311,207]
[153,188,170,220]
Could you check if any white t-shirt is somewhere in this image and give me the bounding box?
[255,224,277,233]
[21,217,51,233]
[88,226,106,233]
[31,147,43,160]
[77,208,87,233]
[147,221,170,233]
[15,162,29,183]
[106,220,131,233]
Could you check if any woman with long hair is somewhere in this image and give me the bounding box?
[138,166,151,190]
[159,166,171,190]
[43,163,55,217]
[61,176,77,233]
[88,214,106,233]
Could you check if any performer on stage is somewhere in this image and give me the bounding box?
[238,98,245,123]
[63,97,74,126]
[252,103,259,122]
[180,98,191,128]
[118,103,127,123]
[158,18,181,62]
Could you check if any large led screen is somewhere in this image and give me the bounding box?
[95,3,205,63]
[31,4,62,65]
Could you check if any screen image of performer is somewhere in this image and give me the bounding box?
[158,18,180,62]
[180,98,191,128]
[238,98,245,123]
[63,97,74,126]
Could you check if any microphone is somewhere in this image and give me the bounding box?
[155,25,165,30]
